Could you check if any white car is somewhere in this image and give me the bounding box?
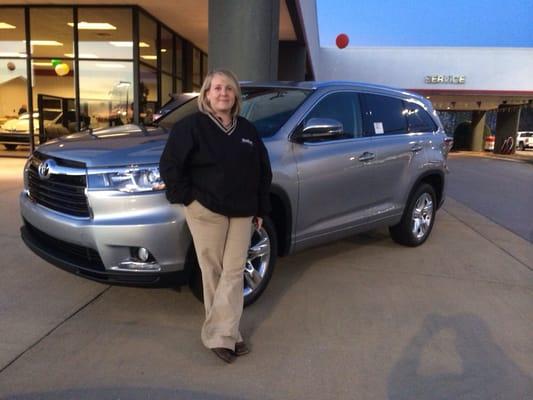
[0,111,62,150]
[516,131,533,151]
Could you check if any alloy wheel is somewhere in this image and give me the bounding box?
[411,193,433,240]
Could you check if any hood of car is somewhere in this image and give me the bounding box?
[35,124,169,168]
[1,118,40,132]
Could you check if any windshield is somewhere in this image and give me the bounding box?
[158,87,311,137]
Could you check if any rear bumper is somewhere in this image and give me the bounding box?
[21,222,190,287]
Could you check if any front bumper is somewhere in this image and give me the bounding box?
[20,191,193,287]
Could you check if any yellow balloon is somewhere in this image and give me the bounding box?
[55,63,70,76]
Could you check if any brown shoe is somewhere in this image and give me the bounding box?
[234,341,250,356]
[211,348,236,363]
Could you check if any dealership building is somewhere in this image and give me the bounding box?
[1,0,532,157]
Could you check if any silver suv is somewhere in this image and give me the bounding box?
[20,82,451,305]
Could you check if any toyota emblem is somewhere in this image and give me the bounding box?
[38,159,55,180]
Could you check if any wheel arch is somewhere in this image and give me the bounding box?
[269,185,293,256]
[409,170,445,210]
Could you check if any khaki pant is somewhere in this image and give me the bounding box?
[184,200,253,350]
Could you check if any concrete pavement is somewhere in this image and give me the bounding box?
[0,158,531,399]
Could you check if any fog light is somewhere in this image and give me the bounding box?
[138,247,150,262]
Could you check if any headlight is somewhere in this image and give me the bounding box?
[87,164,164,193]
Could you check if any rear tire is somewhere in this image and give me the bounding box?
[518,142,525,151]
[389,184,436,247]
[188,216,278,307]
[3,144,17,151]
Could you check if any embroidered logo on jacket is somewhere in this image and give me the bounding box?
[241,138,253,146]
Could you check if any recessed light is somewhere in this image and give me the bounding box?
[141,55,157,60]
[67,22,116,30]
[64,53,99,58]
[0,22,16,29]
[28,40,63,46]
[0,52,26,57]
[161,48,167,53]
[109,41,149,48]
[33,62,53,66]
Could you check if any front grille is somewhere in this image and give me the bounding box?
[27,153,90,218]
[24,220,104,270]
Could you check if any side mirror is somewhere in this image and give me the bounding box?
[298,118,344,141]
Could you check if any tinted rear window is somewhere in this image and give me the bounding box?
[361,94,406,135]
[404,102,437,132]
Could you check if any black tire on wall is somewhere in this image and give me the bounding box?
[188,216,278,307]
[389,183,437,247]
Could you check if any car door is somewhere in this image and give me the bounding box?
[291,91,383,243]
[359,93,434,213]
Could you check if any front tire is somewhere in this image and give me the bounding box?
[188,216,278,307]
[389,184,436,247]
[3,144,17,151]
[518,142,525,151]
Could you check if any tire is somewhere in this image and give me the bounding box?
[188,215,278,307]
[389,183,437,247]
[3,144,17,151]
[518,142,525,151]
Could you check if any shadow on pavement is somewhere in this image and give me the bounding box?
[388,313,533,400]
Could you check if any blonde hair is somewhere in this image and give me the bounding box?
[198,69,242,117]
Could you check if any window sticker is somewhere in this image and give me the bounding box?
[374,122,384,134]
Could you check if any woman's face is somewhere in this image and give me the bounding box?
[206,73,236,115]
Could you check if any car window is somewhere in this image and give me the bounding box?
[404,102,437,133]
[158,88,311,136]
[241,89,311,137]
[303,92,362,140]
[361,93,407,136]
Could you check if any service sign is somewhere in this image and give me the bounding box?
[425,75,466,84]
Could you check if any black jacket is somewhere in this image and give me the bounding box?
[159,111,272,217]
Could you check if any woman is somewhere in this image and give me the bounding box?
[159,69,272,363]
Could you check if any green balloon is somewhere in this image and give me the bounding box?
[51,59,61,67]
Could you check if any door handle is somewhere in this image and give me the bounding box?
[410,141,423,152]
[358,152,375,162]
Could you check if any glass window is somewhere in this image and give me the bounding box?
[175,78,183,95]
[242,88,312,137]
[404,102,437,133]
[31,59,75,143]
[30,8,73,59]
[139,13,157,68]
[175,37,183,78]
[192,47,201,90]
[304,92,363,139]
[362,93,407,135]
[202,53,208,80]
[161,27,173,74]
[77,8,133,60]
[0,8,28,153]
[0,8,26,57]
[140,64,157,121]
[79,60,133,129]
[161,72,173,103]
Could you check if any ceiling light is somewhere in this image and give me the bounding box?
[141,55,157,60]
[64,53,99,58]
[95,63,125,69]
[67,22,116,30]
[33,62,52,66]
[28,40,63,46]
[161,48,167,53]
[0,22,16,29]
[109,41,150,48]
[0,52,26,58]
